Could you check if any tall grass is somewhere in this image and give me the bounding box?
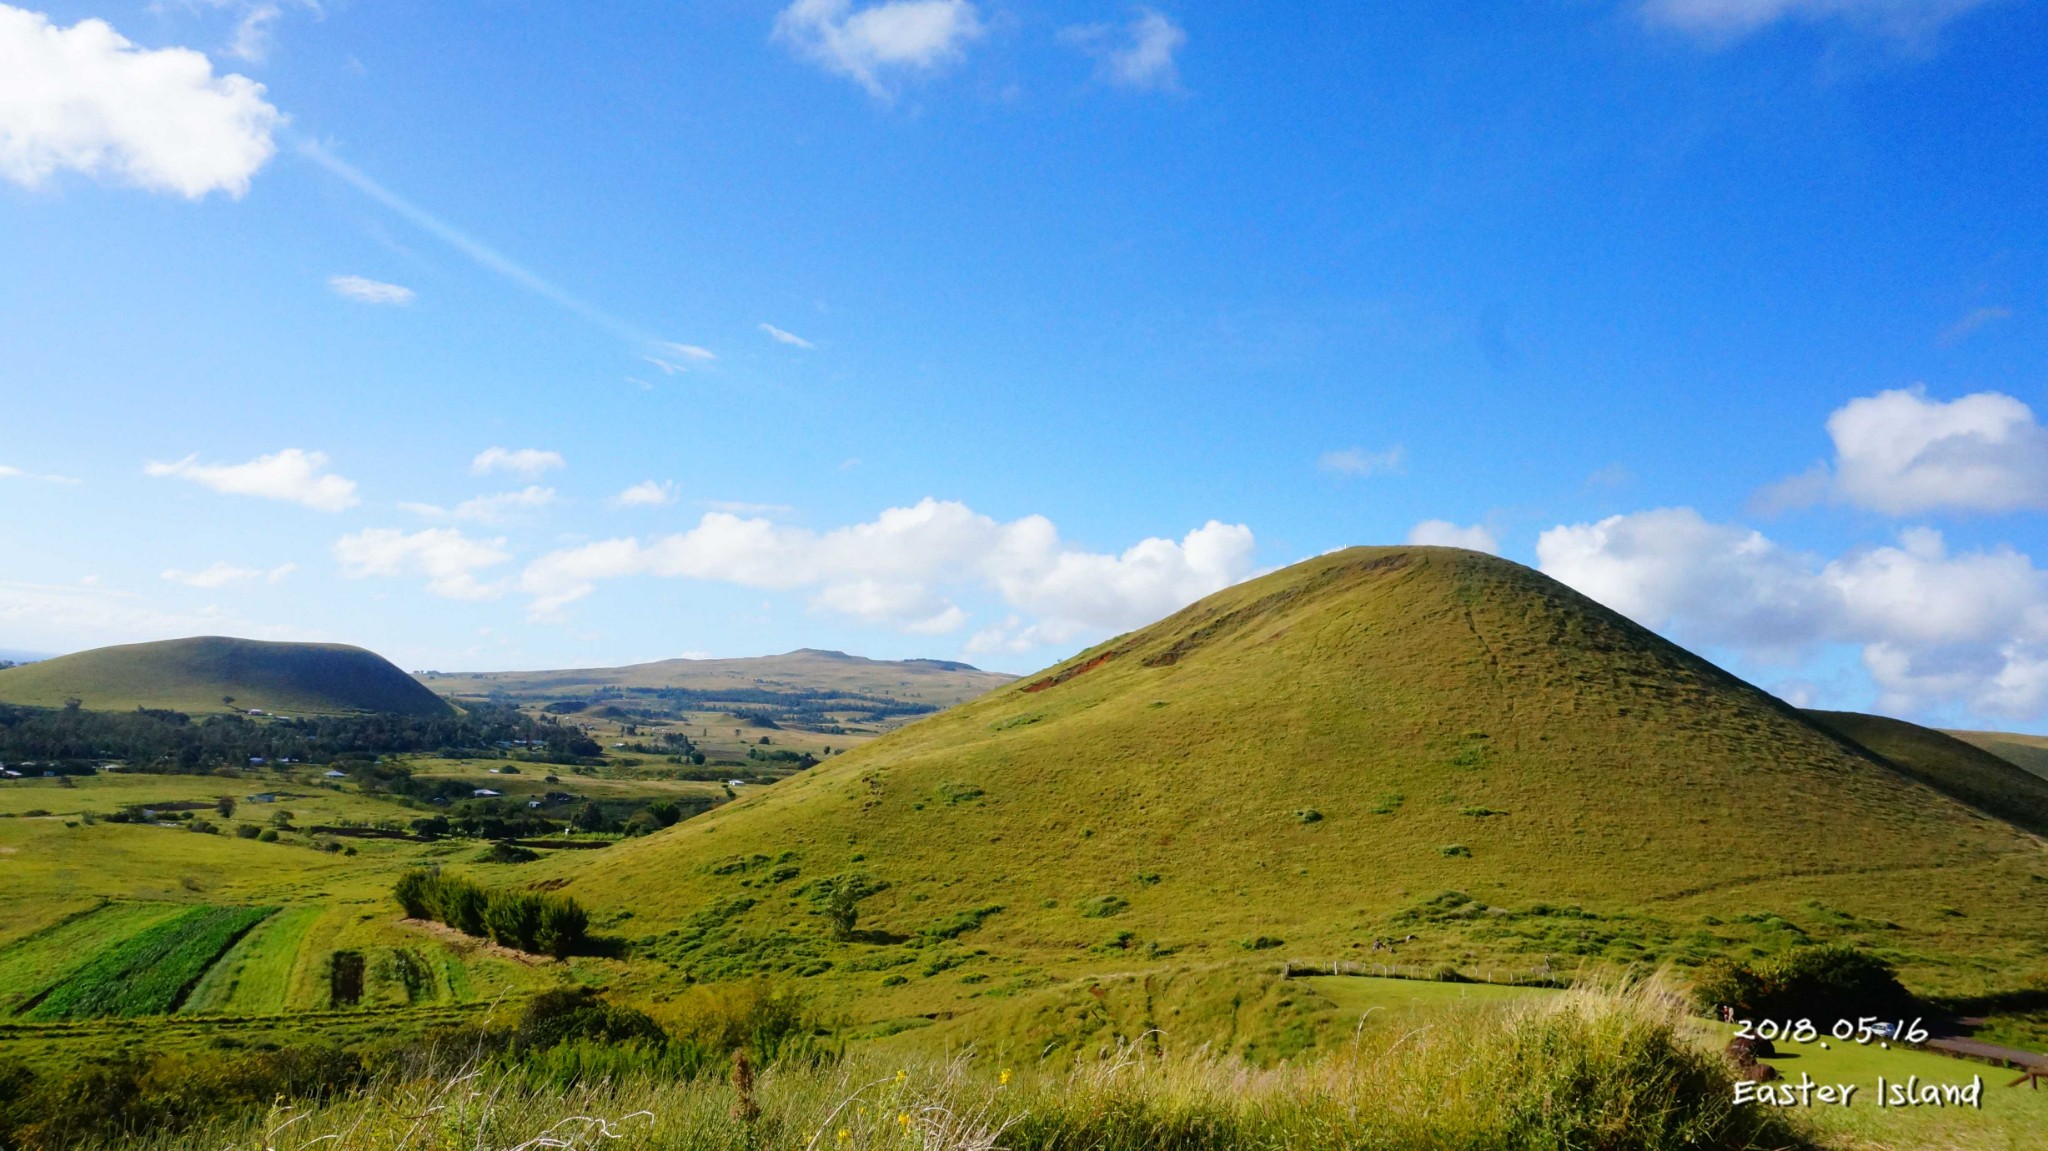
[66,980,1809,1151]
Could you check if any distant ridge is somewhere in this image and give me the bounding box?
[1804,709,2048,837]
[418,648,1013,708]
[0,637,452,717]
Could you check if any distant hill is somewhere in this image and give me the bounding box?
[1803,709,2048,837]
[0,637,452,717]
[1945,728,2048,784]
[546,546,2046,980]
[0,649,52,666]
[418,648,1014,711]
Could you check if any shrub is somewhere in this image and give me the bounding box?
[1441,844,1472,857]
[1078,895,1129,918]
[1690,944,1912,1020]
[391,870,589,957]
[256,829,279,843]
[480,841,540,863]
[234,823,260,839]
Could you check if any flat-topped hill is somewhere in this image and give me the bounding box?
[0,637,452,717]
[548,547,2047,983]
[417,647,1013,707]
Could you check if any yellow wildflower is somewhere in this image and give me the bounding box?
[999,1068,1012,1086]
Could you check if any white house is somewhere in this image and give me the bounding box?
[474,788,502,798]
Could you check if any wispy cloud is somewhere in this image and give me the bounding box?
[0,464,81,484]
[1939,305,2012,345]
[1062,8,1187,92]
[1318,445,1406,477]
[298,140,710,357]
[1643,0,1996,42]
[402,486,557,523]
[328,274,415,305]
[145,448,358,512]
[701,499,796,516]
[162,561,295,588]
[470,447,564,478]
[773,0,985,98]
[759,322,815,348]
[334,527,510,600]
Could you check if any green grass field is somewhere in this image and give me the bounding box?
[180,905,322,1015]
[26,905,276,1019]
[0,902,187,1015]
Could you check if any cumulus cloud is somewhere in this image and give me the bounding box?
[146,448,358,512]
[334,527,510,600]
[517,498,1258,646]
[1764,387,2048,516]
[611,480,678,508]
[401,486,556,524]
[1407,520,1500,554]
[161,561,294,588]
[1319,445,1406,477]
[0,4,282,198]
[1643,0,1995,40]
[774,0,984,98]
[1062,8,1187,91]
[759,322,815,348]
[329,274,415,305]
[469,447,564,478]
[1537,507,2048,719]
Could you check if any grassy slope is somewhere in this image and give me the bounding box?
[0,636,451,717]
[546,547,2048,1001]
[1947,729,2048,783]
[1804,709,2048,836]
[418,648,1014,707]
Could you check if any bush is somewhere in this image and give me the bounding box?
[479,841,539,863]
[256,829,279,843]
[1690,944,1912,1020]
[391,870,589,958]
[516,988,667,1052]
[234,823,260,839]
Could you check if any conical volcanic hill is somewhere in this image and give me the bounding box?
[561,547,2046,978]
[0,636,452,717]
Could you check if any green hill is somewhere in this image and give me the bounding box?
[1803,709,2048,836]
[1946,728,2048,783]
[0,637,452,717]
[540,547,2048,998]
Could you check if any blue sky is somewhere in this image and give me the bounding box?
[3,0,2047,731]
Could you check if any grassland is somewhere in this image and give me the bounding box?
[0,902,187,1015]
[27,905,276,1019]
[0,636,451,716]
[1949,728,2048,783]
[417,647,1012,707]
[536,547,2048,1014]
[1805,709,2048,835]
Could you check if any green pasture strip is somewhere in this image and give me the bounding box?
[0,900,188,1016]
[181,906,322,1015]
[26,904,278,1020]
[1757,1030,2048,1149]
[1301,974,1560,1016]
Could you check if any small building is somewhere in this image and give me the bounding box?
[726,779,746,787]
[249,757,266,766]
[246,793,277,803]
[473,788,502,798]
[323,769,347,779]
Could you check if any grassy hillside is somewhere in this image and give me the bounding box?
[0,637,451,717]
[1947,728,2048,782]
[543,546,2048,1002]
[418,648,1013,709]
[1803,709,2048,836]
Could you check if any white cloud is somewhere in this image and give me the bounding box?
[774,0,984,98]
[759,322,815,348]
[657,342,716,361]
[1062,8,1187,91]
[611,480,678,508]
[225,2,282,64]
[0,463,79,484]
[334,527,510,600]
[401,485,556,523]
[1537,507,2048,719]
[328,274,415,305]
[1319,445,1406,477]
[0,4,282,198]
[1643,0,1994,40]
[469,447,565,478]
[1766,387,2048,515]
[1940,305,2011,345]
[161,561,294,588]
[0,577,300,652]
[517,498,1258,646]
[701,499,796,515]
[145,448,358,512]
[1407,520,1500,554]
